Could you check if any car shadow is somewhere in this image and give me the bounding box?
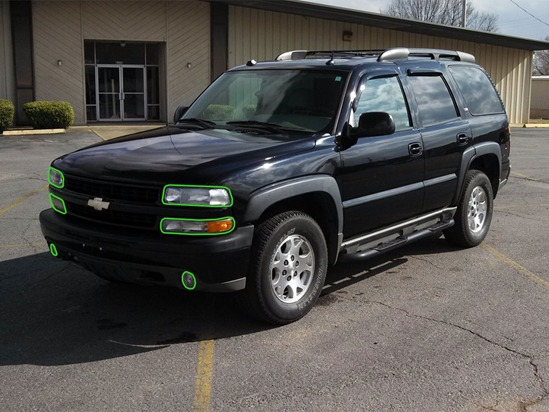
[320,234,461,296]
[0,235,458,367]
[0,252,271,367]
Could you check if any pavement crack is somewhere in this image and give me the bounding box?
[369,301,549,402]
[31,263,73,284]
[20,221,41,254]
[408,255,444,270]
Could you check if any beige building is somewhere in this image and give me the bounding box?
[1,0,549,125]
[530,76,549,119]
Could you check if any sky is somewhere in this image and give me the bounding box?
[304,0,549,40]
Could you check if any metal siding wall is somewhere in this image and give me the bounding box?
[228,6,532,123]
[33,1,85,124]
[81,1,166,41]
[166,1,210,118]
[32,0,210,125]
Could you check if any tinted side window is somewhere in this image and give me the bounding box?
[449,66,504,115]
[408,75,459,127]
[355,76,411,131]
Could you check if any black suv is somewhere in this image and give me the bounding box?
[40,48,511,324]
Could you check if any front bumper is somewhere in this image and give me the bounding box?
[39,209,254,292]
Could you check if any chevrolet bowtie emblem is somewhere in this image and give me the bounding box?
[88,197,110,211]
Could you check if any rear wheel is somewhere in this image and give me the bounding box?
[444,170,493,247]
[242,211,327,325]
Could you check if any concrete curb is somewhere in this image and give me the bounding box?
[511,123,549,128]
[2,128,65,136]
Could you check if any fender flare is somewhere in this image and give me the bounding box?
[242,175,344,235]
[454,141,502,204]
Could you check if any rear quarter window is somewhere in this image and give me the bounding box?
[448,66,504,115]
[407,75,459,127]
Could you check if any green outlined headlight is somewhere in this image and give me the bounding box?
[162,185,233,207]
[48,167,64,189]
[160,217,235,235]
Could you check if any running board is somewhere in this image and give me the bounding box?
[338,219,454,263]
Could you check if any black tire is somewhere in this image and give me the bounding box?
[444,170,493,248]
[242,211,328,325]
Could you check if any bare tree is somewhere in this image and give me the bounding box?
[533,37,549,76]
[383,0,499,32]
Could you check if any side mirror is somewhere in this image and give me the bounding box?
[354,112,395,138]
[173,106,188,124]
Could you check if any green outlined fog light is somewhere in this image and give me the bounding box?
[181,271,197,290]
[48,167,64,189]
[49,193,67,214]
[49,243,58,257]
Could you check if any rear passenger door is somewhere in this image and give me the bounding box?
[403,67,472,213]
[339,73,424,238]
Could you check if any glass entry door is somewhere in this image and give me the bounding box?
[97,65,146,121]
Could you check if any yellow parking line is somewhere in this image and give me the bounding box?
[0,184,49,216]
[481,243,549,292]
[0,242,45,249]
[511,171,538,181]
[193,339,215,411]
[495,203,549,211]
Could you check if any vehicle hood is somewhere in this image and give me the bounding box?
[53,126,316,184]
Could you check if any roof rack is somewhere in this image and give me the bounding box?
[275,50,383,61]
[275,47,475,64]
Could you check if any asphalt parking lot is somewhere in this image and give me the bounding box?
[1,127,548,412]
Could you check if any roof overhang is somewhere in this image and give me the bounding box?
[210,0,549,51]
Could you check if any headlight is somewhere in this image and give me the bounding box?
[48,167,64,189]
[160,217,235,235]
[162,185,233,207]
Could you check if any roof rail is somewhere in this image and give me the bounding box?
[275,48,475,64]
[275,50,382,61]
[378,48,475,63]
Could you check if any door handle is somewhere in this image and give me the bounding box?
[408,142,423,157]
[457,133,469,145]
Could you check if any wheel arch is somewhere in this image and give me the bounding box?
[454,142,502,204]
[242,176,343,265]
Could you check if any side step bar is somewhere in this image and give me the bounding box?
[338,219,454,263]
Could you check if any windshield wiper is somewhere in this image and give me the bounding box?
[175,118,216,130]
[226,120,287,135]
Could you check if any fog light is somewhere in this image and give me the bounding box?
[49,193,67,215]
[181,271,197,290]
[50,243,58,257]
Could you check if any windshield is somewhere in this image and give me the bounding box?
[182,69,347,134]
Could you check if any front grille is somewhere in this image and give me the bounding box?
[65,176,159,204]
[67,203,158,229]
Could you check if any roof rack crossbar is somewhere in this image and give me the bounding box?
[275,48,475,64]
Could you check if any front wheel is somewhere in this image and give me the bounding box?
[444,170,494,248]
[242,211,328,325]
